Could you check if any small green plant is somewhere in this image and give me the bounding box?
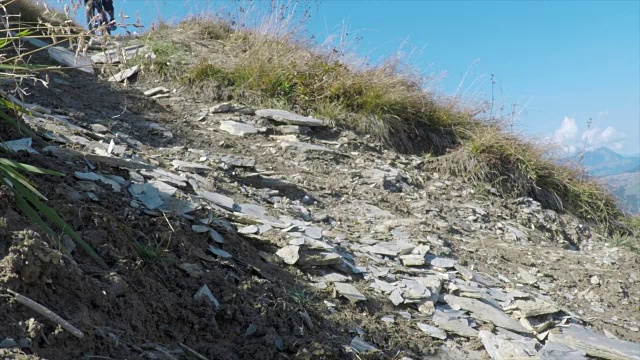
[290,286,314,307]
[198,21,232,40]
[139,39,191,78]
[132,239,171,263]
[183,62,234,86]
[611,231,639,253]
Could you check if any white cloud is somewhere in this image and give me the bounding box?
[550,116,626,154]
[581,126,626,149]
[554,117,578,143]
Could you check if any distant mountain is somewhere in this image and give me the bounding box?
[600,171,640,214]
[559,147,640,214]
[563,147,640,178]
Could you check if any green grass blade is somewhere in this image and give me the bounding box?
[14,191,56,236]
[0,158,64,176]
[0,163,47,200]
[0,109,33,135]
[1,176,55,235]
[0,98,32,114]
[13,181,109,269]
[16,29,33,37]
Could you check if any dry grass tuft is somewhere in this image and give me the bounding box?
[170,23,471,153]
[460,126,619,226]
[3,0,80,31]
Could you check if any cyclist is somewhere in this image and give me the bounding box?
[84,0,115,31]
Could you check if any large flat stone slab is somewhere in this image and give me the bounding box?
[433,308,479,338]
[334,282,366,302]
[364,241,415,257]
[48,46,94,74]
[539,341,587,360]
[219,121,258,136]
[171,160,212,174]
[108,65,139,82]
[280,141,333,153]
[548,325,640,360]
[443,294,528,333]
[479,330,539,360]
[91,44,146,64]
[197,190,236,211]
[256,109,326,127]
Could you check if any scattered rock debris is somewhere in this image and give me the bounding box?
[0,31,636,360]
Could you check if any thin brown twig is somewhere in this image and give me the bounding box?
[6,289,84,338]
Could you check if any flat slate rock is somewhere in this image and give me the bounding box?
[208,246,232,259]
[108,65,139,82]
[539,341,587,360]
[400,254,426,266]
[235,203,273,222]
[219,121,259,136]
[191,225,210,233]
[417,323,447,340]
[280,141,333,153]
[389,289,404,306]
[144,87,170,96]
[320,273,351,283]
[298,250,343,266]
[443,294,528,333]
[513,297,560,317]
[128,181,179,211]
[197,190,236,211]
[433,312,478,338]
[548,325,640,360]
[350,336,378,353]
[48,46,94,74]
[209,229,225,244]
[0,138,38,154]
[75,172,121,192]
[91,44,145,64]
[256,109,326,127]
[213,154,256,168]
[171,160,211,174]
[479,330,539,360]
[429,256,457,268]
[44,146,154,169]
[364,241,415,257]
[334,282,366,302]
[304,226,323,239]
[276,245,300,265]
[194,284,221,310]
[277,125,312,134]
[238,225,259,235]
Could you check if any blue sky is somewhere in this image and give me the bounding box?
[50,0,640,154]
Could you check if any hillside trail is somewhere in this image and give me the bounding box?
[0,35,638,360]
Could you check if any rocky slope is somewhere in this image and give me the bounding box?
[562,148,640,214]
[600,171,640,214]
[0,37,639,360]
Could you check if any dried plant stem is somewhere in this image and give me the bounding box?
[7,289,84,339]
[179,342,209,360]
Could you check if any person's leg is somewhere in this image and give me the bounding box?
[103,0,115,23]
[84,0,92,28]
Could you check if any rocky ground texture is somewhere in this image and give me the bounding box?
[0,36,638,360]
